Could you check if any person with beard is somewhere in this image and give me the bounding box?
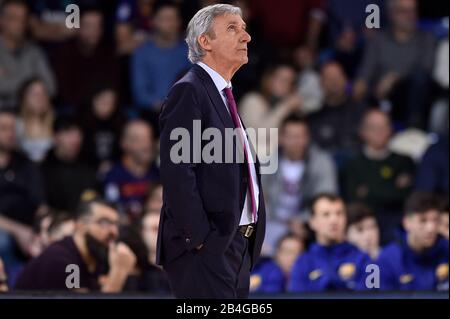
[14,199,137,292]
[288,194,371,292]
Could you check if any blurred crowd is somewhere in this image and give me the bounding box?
[0,0,448,295]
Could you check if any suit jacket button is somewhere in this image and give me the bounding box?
[185,238,191,243]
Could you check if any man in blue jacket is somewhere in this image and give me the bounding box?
[288,193,371,292]
[377,192,449,291]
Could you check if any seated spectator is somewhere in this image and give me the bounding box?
[15,199,137,292]
[346,203,381,260]
[0,0,56,109]
[342,108,415,244]
[52,7,119,114]
[249,0,325,51]
[115,0,155,55]
[262,114,337,255]
[440,200,449,241]
[240,63,302,158]
[308,62,364,155]
[27,0,78,44]
[250,234,304,294]
[429,37,448,135]
[81,85,123,173]
[288,194,371,292]
[0,109,44,285]
[415,135,449,196]
[16,78,54,163]
[378,192,449,291]
[118,219,170,294]
[102,120,160,221]
[141,183,163,264]
[34,211,75,255]
[131,2,190,112]
[0,257,7,291]
[321,0,385,79]
[353,0,436,128]
[293,45,323,114]
[40,117,97,212]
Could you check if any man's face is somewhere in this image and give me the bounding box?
[321,63,347,100]
[0,114,16,153]
[153,6,181,39]
[361,111,392,150]
[310,199,347,244]
[204,13,251,70]
[280,123,309,161]
[275,237,304,275]
[122,122,154,166]
[79,12,103,48]
[0,4,27,41]
[347,217,380,254]
[54,127,83,160]
[404,210,440,249]
[269,66,297,99]
[390,0,417,33]
[23,81,50,115]
[82,204,120,247]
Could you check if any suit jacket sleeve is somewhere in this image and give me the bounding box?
[159,82,211,251]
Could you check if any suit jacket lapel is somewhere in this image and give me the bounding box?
[192,64,234,129]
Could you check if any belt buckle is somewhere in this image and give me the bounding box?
[244,225,254,238]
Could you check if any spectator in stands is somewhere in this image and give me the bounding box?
[16,78,54,163]
[353,0,436,128]
[308,62,364,156]
[40,117,97,212]
[0,257,7,291]
[240,63,302,158]
[131,2,190,112]
[293,45,323,114]
[38,212,75,248]
[27,0,78,43]
[15,199,137,292]
[0,0,55,109]
[102,120,160,221]
[343,108,415,243]
[249,0,325,51]
[251,233,304,294]
[53,7,119,114]
[415,135,449,196]
[0,109,44,283]
[262,114,338,255]
[378,192,449,291]
[141,183,163,264]
[288,194,371,292]
[81,85,123,173]
[115,0,156,55]
[321,0,386,79]
[346,203,381,260]
[440,200,449,241]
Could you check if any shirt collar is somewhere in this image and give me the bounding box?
[197,62,232,92]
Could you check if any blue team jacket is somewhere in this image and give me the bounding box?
[377,236,449,291]
[250,260,285,293]
[288,241,372,292]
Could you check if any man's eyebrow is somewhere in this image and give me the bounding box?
[227,21,247,29]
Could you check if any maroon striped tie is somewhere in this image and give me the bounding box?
[223,87,257,223]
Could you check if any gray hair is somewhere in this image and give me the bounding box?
[186,4,242,63]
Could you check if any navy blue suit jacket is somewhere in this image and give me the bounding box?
[156,64,266,269]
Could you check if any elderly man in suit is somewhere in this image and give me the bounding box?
[157,4,266,299]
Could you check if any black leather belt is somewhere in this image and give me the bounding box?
[238,224,256,238]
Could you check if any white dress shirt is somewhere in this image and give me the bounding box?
[197,62,259,225]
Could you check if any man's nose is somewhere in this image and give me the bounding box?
[242,30,251,43]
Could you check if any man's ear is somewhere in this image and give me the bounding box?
[198,34,212,52]
[309,216,316,233]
